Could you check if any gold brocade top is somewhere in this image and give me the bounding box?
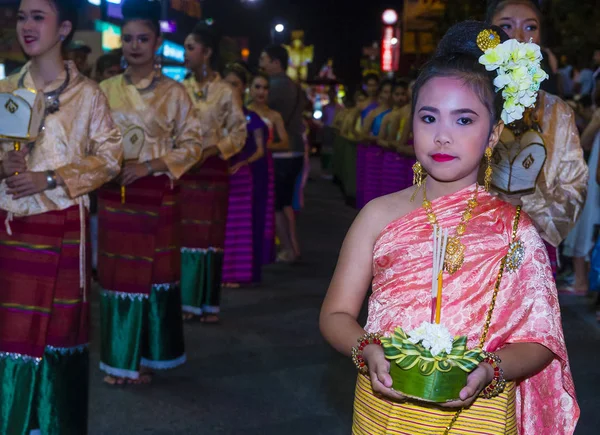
[100,71,203,179]
[182,74,247,160]
[0,61,123,217]
[489,90,588,247]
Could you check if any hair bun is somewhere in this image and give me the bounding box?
[121,0,162,23]
[434,21,509,61]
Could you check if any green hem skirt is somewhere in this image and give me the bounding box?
[0,346,89,435]
[99,282,186,379]
[181,249,224,315]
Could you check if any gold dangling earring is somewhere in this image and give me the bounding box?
[412,161,424,187]
[484,147,493,192]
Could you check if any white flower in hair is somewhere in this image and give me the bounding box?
[477,30,548,124]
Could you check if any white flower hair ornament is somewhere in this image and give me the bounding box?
[477,29,549,124]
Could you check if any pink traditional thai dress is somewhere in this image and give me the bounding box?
[355,185,579,434]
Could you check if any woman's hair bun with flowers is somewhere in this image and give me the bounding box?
[412,20,547,126]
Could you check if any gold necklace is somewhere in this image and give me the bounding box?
[422,184,479,274]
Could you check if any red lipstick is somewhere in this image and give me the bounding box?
[431,154,456,162]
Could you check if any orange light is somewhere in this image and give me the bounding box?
[241,48,250,59]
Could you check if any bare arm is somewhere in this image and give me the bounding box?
[581,109,600,151]
[360,110,377,141]
[320,202,388,355]
[268,112,290,151]
[247,128,265,163]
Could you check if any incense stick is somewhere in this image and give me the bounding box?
[431,227,448,323]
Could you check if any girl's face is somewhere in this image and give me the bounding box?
[224,72,245,100]
[492,3,541,45]
[122,20,160,68]
[413,76,502,184]
[356,94,368,110]
[250,77,269,104]
[17,0,70,58]
[392,86,408,107]
[184,35,211,71]
[378,84,392,105]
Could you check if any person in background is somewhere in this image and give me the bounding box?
[90,52,124,278]
[361,72,380,120]
[65,39,91,76]
[95,52,122,82]
[98,0,203,386]
[0,0,122,431]
[561,108,600,295]
[320,86,343,180]
[377,80,414,196]
[248,73,290,267]
[222,63,269,287]
[259,44,305,263]
[181,22,247,323]
[488,0,588,276]
[355,79,393,208]
[340,89,368,139]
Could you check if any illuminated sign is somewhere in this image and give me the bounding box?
[163,66,188,82]
[95,20,121,51]
[94,21,184,63]
[381,26,393,72]
[161,40,185,63]
[171,0,202,19]
[107,3,123,19]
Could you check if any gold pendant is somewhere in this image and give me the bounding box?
[444,237,465,274]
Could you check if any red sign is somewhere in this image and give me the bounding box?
[381,26,396,72]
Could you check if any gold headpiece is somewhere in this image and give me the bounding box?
[476,29,500,52]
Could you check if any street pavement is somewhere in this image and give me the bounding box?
[88,166,600,434]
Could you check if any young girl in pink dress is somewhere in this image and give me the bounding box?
[320,21,579,434]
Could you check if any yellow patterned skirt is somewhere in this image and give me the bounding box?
[353,374,517,435]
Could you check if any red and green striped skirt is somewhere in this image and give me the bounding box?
[180,157,230,315]
[0,206,89,435]
[98,176,185,380]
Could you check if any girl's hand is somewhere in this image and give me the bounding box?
[229,161,247,175]
[6,171,49,198]
[120,163,150,186]
[2,148,28,176]
[363,344,407,402]
[440,363,493,408]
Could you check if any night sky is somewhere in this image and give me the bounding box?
[202,0,397,86]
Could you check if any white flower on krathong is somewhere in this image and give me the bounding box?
[407,322,454,357]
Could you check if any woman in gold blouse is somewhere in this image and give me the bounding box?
[0,0,122,432]
[180,22,247,323]
[97,0,203,385]
[488,0,588,275]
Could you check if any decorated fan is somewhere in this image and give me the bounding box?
[123,125,145,162]
[0,88,44,141]
[120,125,146,204]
